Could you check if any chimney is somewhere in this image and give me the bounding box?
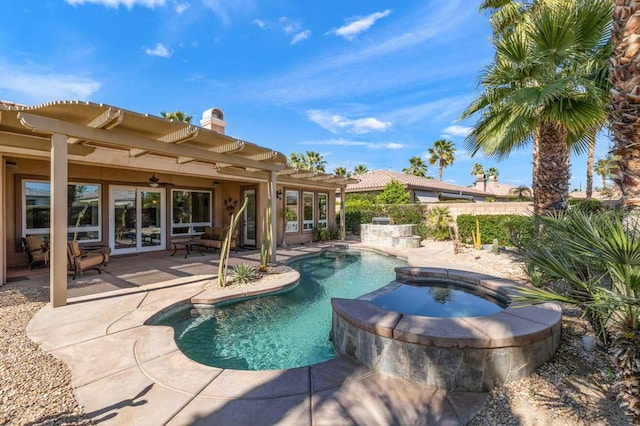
[487,175,498,193]
[475,174,486,192]
[200,107,226,134]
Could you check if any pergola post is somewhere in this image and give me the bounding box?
[50,133,68,307]
[340,187,346,241]
[269,171,278,263]
[0,156,5,286]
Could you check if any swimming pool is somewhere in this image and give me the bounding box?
[154,249,406,370]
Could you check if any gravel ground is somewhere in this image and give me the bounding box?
[0,243,634,425]
[0,286,92,425]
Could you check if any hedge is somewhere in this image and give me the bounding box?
[342,204,427,235]
[456,214,534,246]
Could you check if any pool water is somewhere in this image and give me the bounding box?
[154,250,406,370]
[371,282,506,318]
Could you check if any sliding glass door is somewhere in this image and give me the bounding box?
[109,186,165,255]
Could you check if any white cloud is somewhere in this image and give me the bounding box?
[145,43,172,58]
[442,125,472,138]
[201,0,257,25]
[66,0,165,8]
[328,9,392,41]
[302,138,405,150]
[175,2,189,13]
[291,30,311,45]
[253,18,267,29]
[307,110,391,134]
[0,62,101,102]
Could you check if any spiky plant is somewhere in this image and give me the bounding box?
[230,263,262,284]
[513,209,640,420]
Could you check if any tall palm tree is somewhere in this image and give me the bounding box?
[471,162,485,176]
[353,164,369,175]
[403,156,429,177]
[486,167,499,179]
[462,0,611,217]
[160,111,193,123]
[427,139,456,181]
[609,1,640,206]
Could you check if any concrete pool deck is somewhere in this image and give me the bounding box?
[24,242,494,425]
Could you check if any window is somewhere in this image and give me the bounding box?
[285,190,299,233]
[23,180,101,242]
[171,190,212,236]
[318,193,328,229]
[303,192,314,231]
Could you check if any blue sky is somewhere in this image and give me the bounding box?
[0,0,611,190]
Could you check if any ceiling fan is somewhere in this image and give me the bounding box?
[146,172,174,188]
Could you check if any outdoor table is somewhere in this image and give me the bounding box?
[170,241,206,258]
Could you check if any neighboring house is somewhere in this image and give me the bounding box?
[345,170,496,203]
[0,100,356,306]
[472,174,522,200]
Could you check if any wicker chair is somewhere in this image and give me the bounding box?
[22,235,49,270]
[67,241,108,279]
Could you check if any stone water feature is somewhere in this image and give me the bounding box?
[360,220,421,248]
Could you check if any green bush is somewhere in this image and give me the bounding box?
[457,214,534,246]
[342,204,427,235]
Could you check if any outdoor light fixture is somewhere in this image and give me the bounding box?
[276,190,283,199]
[213,181,221,187]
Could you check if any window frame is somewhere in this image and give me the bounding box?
[170,189,213,236]
[284,189,299,233]
[318,192,328,229]
[303,191,315,231]
[22,179,102,242]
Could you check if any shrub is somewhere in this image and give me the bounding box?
[230,263,261,284]
[457,214,534,246]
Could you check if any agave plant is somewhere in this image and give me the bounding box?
[230,263,262,284]
[513,209,640,418]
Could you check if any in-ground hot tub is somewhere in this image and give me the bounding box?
[331,267,562,392]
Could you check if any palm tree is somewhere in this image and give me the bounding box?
[402,156,429,177]
[305,151,327,172]
[509,185,532,200]
[471,162,485,176]
[486,167,499,179]
[462,0,611,217]
[427,139,456,181]
[609,1,640,206]
[160,111,193,123]
[353,164,369,175]
[595,155,615,189]
[333,167,350,177]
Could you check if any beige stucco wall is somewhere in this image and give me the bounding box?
[428,201,534,221]
[6,157,338,267]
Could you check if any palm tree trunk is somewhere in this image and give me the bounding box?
[586,131,595,200]
[534,121,570,215]
[609,1,640,206]
[438,164,443,181]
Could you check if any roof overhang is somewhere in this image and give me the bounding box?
[0,101,358,189]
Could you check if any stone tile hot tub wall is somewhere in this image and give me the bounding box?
[360,224,421,248]
[331,267,562,392]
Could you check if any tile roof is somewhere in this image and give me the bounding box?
[346,170,492,197]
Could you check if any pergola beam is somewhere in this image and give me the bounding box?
[18,113,285,172]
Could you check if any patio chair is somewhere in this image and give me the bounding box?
[22,235,49,270]
[67,241,108,279]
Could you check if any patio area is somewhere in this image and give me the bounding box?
[8,242,489,425]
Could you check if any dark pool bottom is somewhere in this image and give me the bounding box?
[371,280,507,318]
[331,267,562,392]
